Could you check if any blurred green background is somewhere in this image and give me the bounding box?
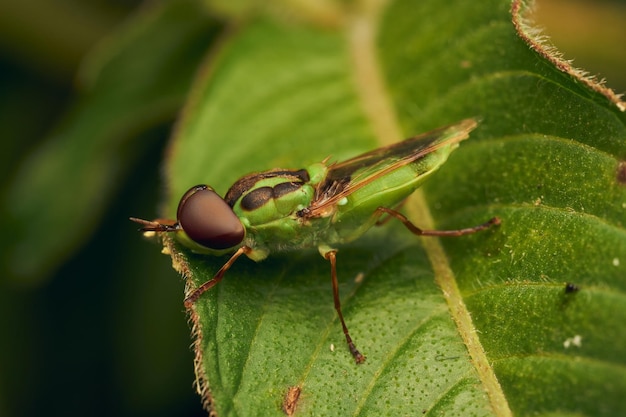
[0,1,623,416]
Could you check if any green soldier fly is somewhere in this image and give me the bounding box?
[131,119,500,364]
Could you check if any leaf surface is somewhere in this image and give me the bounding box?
[160,0,626,416]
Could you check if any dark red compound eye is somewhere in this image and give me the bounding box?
[177,185,245,250]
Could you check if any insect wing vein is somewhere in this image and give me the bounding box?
[306,119,477,217]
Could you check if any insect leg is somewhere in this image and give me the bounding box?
[324,250,366,364]
[375,199,408,226]
[374,207,500,236]
[184,246,251,308]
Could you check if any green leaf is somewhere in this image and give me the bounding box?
[156,0,626,415]
[2,0,219,283]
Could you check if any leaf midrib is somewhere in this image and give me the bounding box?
[348,1,513,416]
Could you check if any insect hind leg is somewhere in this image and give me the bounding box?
[374,207,500,236]
[374,199,408,226]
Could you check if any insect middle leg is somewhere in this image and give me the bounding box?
[374,207,500,236]
[323,250,366,364]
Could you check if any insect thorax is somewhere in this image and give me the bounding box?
[229,170,317,243]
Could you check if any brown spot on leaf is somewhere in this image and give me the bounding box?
[282,386,302,416]
[617,161,626,184]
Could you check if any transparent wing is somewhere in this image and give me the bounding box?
[304,119,478,217]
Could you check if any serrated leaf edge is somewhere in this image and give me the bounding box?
[511,0,626,112]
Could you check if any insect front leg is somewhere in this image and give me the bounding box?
[321,248,366,364]
[184,246,252,308]
[374,207,500,236]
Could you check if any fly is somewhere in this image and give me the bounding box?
[131,119,500,364]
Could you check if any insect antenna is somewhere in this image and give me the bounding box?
[129,217,180,233]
